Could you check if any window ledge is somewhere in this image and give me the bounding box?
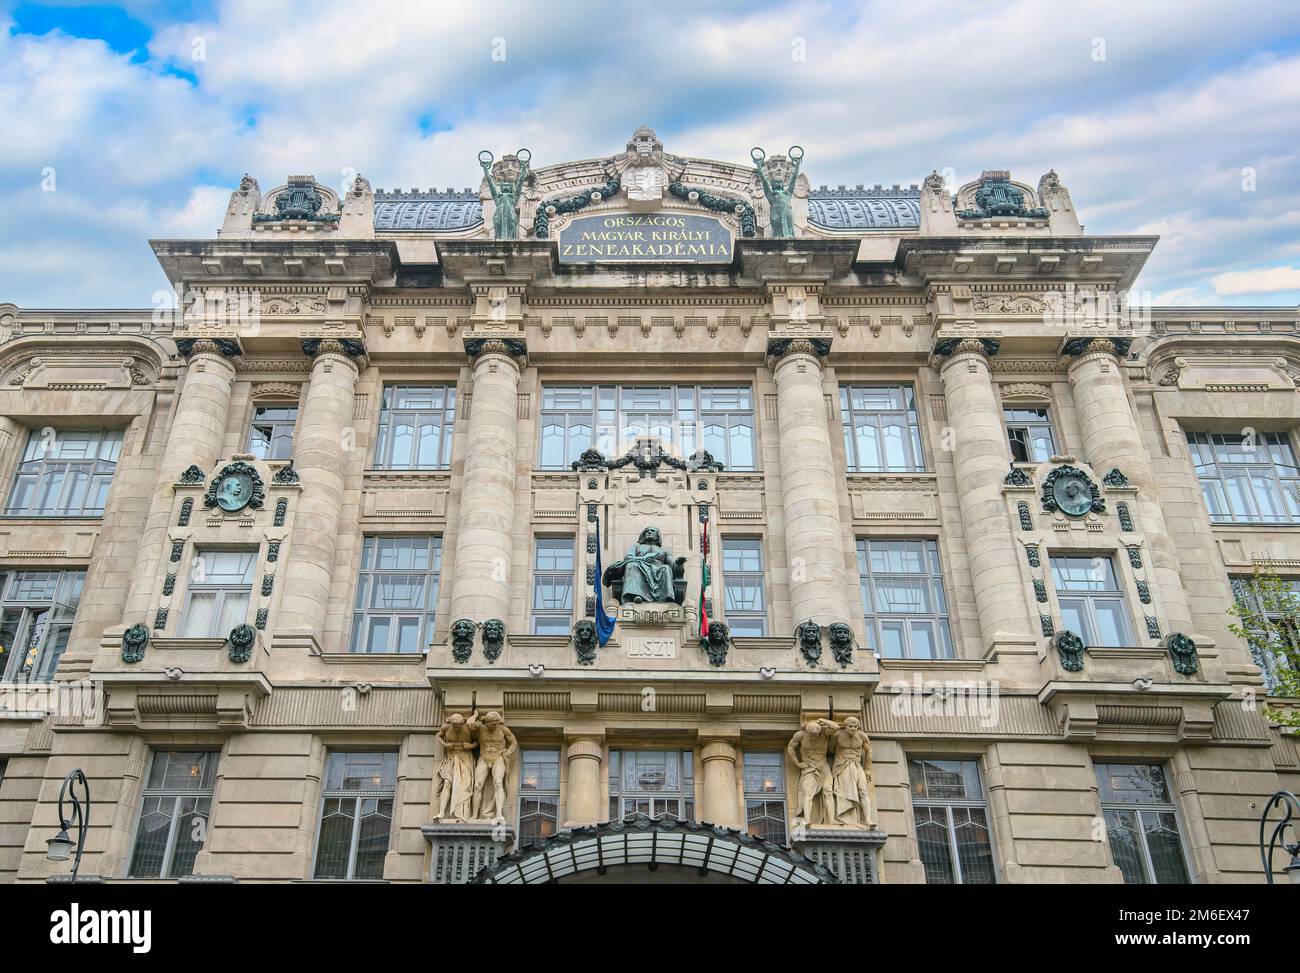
[316,651,427,665]
[877,657,986,672]
[846,470,935,483]
[1209,521,1300,529]
[0,515,103,523]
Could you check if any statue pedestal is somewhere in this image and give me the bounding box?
[791,826,888,884]
[421,821,515,884]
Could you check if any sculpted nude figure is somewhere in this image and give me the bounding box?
[829,716,874,827]
[787,718,837,828]
[434,713,477,822]
[470,711,518,820]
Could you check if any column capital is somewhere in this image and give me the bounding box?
[931,336,1000,364]
[765,335,831,368]
[464,335,528,367]
[700,739,739,765]
[301,337,367,369]
[564,737,604,762]
[1061,336,1131,360]
[176,337,242,359]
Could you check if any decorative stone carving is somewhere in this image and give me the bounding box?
[1025,544,1041,568]
[572,619,599,666]
[666,179,756,237]
[828,622,854,667]
[450,619,476,664]
[470,711,517,821]
[933,336,1000,359]
[434,713,476,822]
[1040,465,1104,516]
[273,497,289,526]
[1101,467,1129,488]
[571,438,723,477]
[1165,633,1199,675]
[481,618,505,663]
[178,465,206,485]
[227,623,256,664]
[177,498,193,526]
[271,460,299,484]
[752,145,804,237]
[766,336,831,365]
[956,171,1048,220]
[787,718,836,828]
[203,461,265,513]
[533,172,621,239]
[254,176,339,223]
[121,624,148,664]
[703,621,730,667]
[1117,501,1134,532]
[479,148,532,240]
[1054,630,1085,672]
[829,717,874,827]
[796,619,822,666]
[176,337,241,359]
[1017,501,1033,531]
[1004,464,1032,486]
[301,337,366,360]
[1061,336,1132,359]
[602,527,686,605]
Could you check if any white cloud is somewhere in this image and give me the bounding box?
[1212,267,1300,295]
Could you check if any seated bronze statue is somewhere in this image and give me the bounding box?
[602,527,687,605]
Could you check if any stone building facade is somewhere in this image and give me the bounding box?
[0,128,1296,884]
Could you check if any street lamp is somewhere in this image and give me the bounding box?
[45,769,90,881]
[1258,789,1300,885]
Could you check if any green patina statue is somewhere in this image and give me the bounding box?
[602,526,686,605]
[751,144,803,238]
[479,148,532,240]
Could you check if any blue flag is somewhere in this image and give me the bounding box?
[594,516,616,647]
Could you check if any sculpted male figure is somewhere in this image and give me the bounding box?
[830,716,874,827]
[787,718,837,828]
[434,713,477,822]
[470,710,518,820]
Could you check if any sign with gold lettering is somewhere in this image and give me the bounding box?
[557,212,734,264]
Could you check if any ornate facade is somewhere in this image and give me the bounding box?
[0,128,1296,885]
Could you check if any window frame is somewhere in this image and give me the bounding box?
[349,535,442,654]
[906,757,997,885]
[1003,406,1058,463]
[127,749,219,879]
[742,751,788,844]
[372,384,457,471]
[608,749,695,822]
[839,384,926,473]
[245,402,300,461]
[517,749,561,844]
[1050,554,1135,648]
[1093,761,1192,885]
[311,750,399,882]
[721,536,768,637]
[179,549,257,639]
[0,568,84,683]
[1228,574,1300,691]
[530,536,576,635]
[857,538,954,659]
[4,428,123,518]
[1188,430,1300,525]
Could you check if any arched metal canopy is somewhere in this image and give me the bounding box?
[473,813,838,885]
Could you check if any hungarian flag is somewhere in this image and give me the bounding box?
[699,507,711,643]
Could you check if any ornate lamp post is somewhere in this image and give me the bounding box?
[45,769,90,881]
[1258,790,1300,885]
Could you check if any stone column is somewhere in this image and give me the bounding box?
[276,339,364,640]
[1066,339,1193,632]
[768,339,851,626]
[124,340,237,620]
[449,339,524,627]
[699,739,741,828]
[563,737,604,827]
[936,339,1035,644]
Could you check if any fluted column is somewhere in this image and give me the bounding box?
[936,339,1035,644]
[277,339,363,639]
[563,737,604,827]
[449,339,524,626]
[699,739,740,828]
[1066,338,1193,632]
[769,339,851,626]
[124,340,237,619]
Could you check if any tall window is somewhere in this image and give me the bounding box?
[1094,763,1191,884]
[5,428,122,517]
[517,750,560,844]
[313,751,398,881]
[1051,555,1132,647]
[180,551,256,638]
[1004,407,1057,463]
[350,536,441,653]
[1189,431,1300,524]
[1229,574,1300,691]
[538,385,756,471]
[129,750,217,879]
[531,537,574,635]
[609,750,694,821]
[743,752,787,844]
[857,539,953,659]
[0,569,84,682]
[907,758,995,885]
[373,385,456,470]
[246,404,298,460]
[722,538,767,636]
[840,385,925,472]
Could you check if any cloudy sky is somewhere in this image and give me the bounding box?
[3,0,1299,308]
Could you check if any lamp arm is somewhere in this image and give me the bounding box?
[1259,789,1299,885]
[57,769,90,880]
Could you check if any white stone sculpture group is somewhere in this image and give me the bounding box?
[434,710,519,823]
[786,716,875,829]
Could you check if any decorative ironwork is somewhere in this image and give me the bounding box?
[227,624,256,664]
[796,619,822,666]
[1117,501,1134,532]
[533,172,621,239]
[271,460,299,484]
[203,461,266,513]
[1004,464,1032,487]
[572,619,598,666]
[121,624,148,664]
[274,498,289,527]
[1017,501,1033,531]
[178,465,206,485]
[1054,630,1085,672]
[1166,633,1199,675]
[667,179,757,237]
[177,498,193,526]
[1040,464,1105,516]
[828,622,854,667]
[481,619,505,663]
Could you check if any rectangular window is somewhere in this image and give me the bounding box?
[313,751,398,881]
[608,750,694,821]
[246,404,299,460]
[1004,407,1057,463]
[1094,762,1191,884]
[743,751,787,844]
[349,536,441,653]
[840,385,925,472]
[180,551,256,638]
[907,758,996,885]
[538,385,756,471]
[722,538,767,637]
[5,428,122,517]
[517,750,560,843]
[0,569,84,682]
[531,537,574,635]
[1229,574,1300,691]
[373,385,456,470]
[857,539,954,659]
[1051,555,1133,647]
[1189,430,1300,524]
[128,750,217,879]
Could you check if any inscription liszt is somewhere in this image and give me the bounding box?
[558,213,734,263]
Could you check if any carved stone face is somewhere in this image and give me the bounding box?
[797,621,821,649]
[829,623,853,648]
[805,721,822,736]
[572,619,598,649]
[844,717,861,732]
[482,618,506,644]
[448,713,465,727]
[451,619,476,644]
[482,711,503,726]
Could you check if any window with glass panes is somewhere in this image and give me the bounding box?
[856,539,953,659]
[5,428,122,517]
[1051,555,1133,647]
[0,569,84,682]
[350,536,440,653]
[537,385,756,471]
[1189,431,1300,524]
[907,758,996,884]
[517,750,560,843]
[128,750,217,879]
[609,750,694,821]
[1094,763,1191,884]
[840,385,925,472]
[246,404,298,460]
[531,537,574,634]
[1003,407,1057,463]
[743,752,787,844]
[313,751,398,880]
[722,538,767,636]
[373,385,456,470]
[180,550,256,638]
[1229,574,1300,691]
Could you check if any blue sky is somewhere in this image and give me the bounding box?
[3,0,1300,308]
